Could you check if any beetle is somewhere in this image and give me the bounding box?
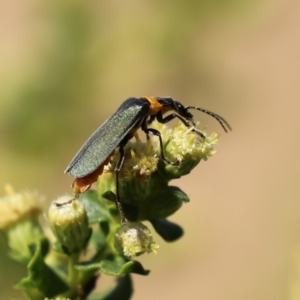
[65,96,231,223]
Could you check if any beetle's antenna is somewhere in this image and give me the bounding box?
[186,106,232,132]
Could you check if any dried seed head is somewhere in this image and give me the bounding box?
[115,221,159,257]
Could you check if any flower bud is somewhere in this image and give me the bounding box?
[0,184,43,231]
[115,221,159,257]
[0,185,44,263]
[48,196,90,254]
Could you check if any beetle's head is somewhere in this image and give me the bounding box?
[173,101,193,120]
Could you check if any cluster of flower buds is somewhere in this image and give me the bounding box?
[97,120,220,256]
[0,118,223,299]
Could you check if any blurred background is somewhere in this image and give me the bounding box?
[1,0,300,299]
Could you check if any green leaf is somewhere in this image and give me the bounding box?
[87,223,108,257]
[80,274,99,299]
[99,255,150,276]
[122,203,140,221]
[101,191,116,202]
[79,190,111,223]
[7,219,44,265]
[87,274,133,300]
[167,186,190,203]
[150,218,184,242]
[52,240,68,254]
[120,260,150,276]
[102,191,140,221]
[15,237,69,298]
[100,221,110,236]
[137,185,189,220]
[76,254,149,276]
[99,255,130,276]
[75,262,100,272]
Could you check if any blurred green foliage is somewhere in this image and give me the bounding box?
[3,3,97,157]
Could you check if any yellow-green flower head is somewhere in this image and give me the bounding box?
[152,120,219,161]
[0,185,43,230]
[48,196,90,254]
[98,119,221,221]
[104,140,158,180]
[115,221,159,257]
[150,120,220,178]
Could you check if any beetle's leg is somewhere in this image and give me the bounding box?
[189,119,206,138]
[54,198,74,207]
[156,111,191,127]
[146,114,156,125]
[142,118,180,166]
[156,111,206,138]
[53,193,79,207]
[143,128,153,154]
[142,126,180,166]
[114,145,127,224]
